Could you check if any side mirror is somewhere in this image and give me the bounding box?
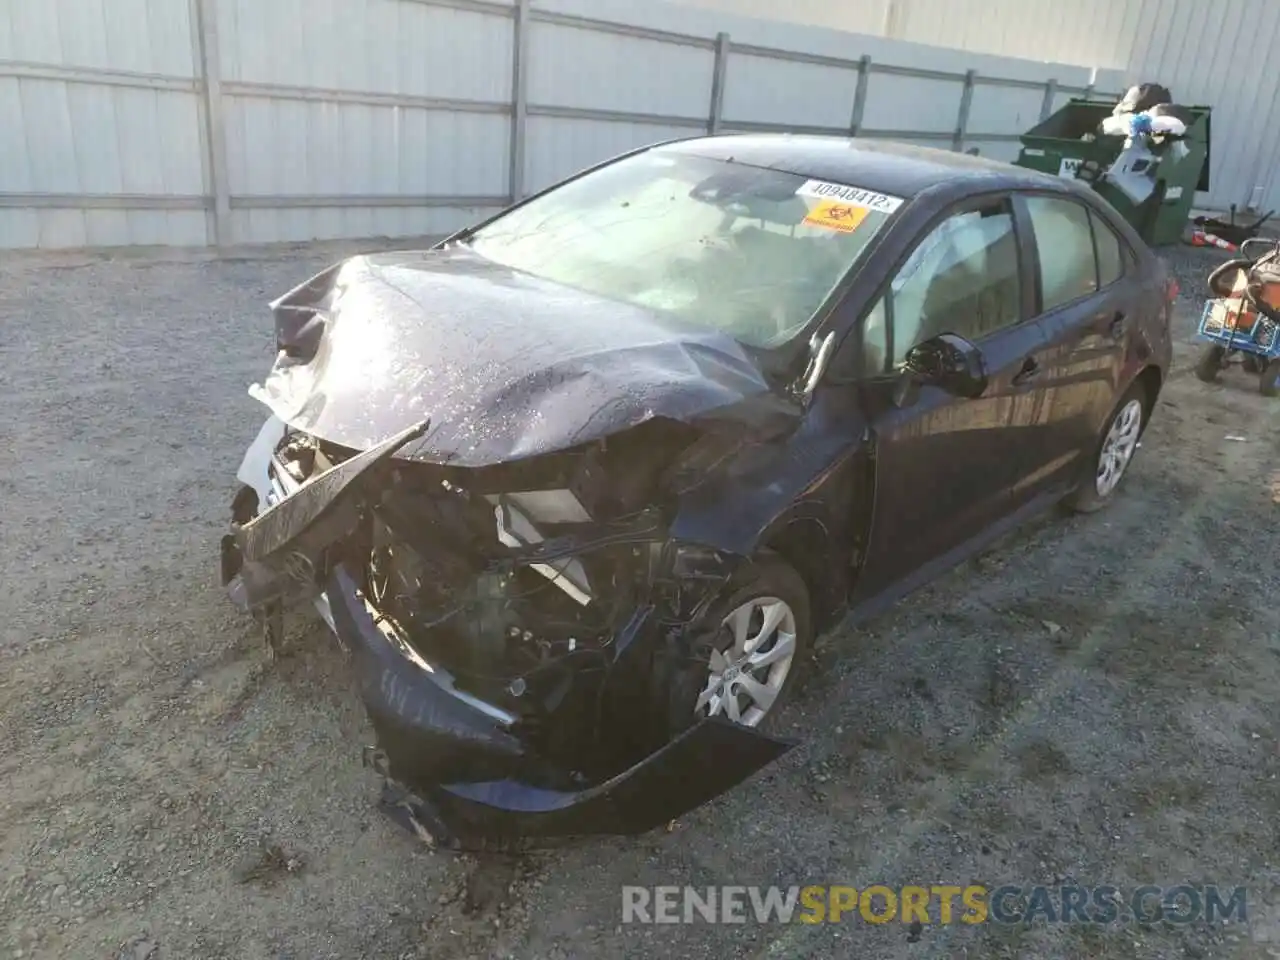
[902,333,988,399]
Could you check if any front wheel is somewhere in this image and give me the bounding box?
[1261,358,1280,397]
[1195,344,1226,383]
[689,554,812,731]
[1064,382,1149,514]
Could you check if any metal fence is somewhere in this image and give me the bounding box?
[0,0,1122,249]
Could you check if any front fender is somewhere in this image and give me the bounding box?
[668,396,866,556]
[666,395,869,628]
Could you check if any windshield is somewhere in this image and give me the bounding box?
[464,147,897,348]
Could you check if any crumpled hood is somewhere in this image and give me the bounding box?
[251,248,791,467]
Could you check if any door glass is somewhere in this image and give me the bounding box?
[860,295,889,375]
[884,202,1021,368]
[1025,196,1098,310]
[1091,212,1126,287]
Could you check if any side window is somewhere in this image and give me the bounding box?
[860,295,888,376]
[884,200,1021,368]
[1025,196,1098,311]
[1091,212,1126,287]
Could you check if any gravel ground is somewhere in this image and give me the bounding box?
[1,240,1278,960]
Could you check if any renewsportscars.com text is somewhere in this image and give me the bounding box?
[621,884,1248,926]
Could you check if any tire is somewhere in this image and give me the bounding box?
[1261,359,1280,397]
[1195,344,1226,383]
[1064,381,1150,514]
[685,553,812,733]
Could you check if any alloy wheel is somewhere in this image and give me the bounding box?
[1096,398,1143,497]
[695,596,798,727]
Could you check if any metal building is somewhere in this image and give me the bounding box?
[2,0,1243,248]
[0,0,1125,249]
[687,0,1280,214]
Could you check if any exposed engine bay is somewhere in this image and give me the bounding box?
[217,245,821,848]
[225,415,765,786]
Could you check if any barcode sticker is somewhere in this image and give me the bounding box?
[795,180,904,214]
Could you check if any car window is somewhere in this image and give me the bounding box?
[465,149,896,349]
[876,201,1021,369]
[860,295,889,376]
[1092,211,1125,287]
[1025,196,1098,311]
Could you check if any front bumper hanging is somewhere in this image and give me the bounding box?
[220,418,797,848]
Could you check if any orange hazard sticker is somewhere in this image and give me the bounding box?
[802,200,870,233]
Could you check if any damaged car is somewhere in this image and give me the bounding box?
[220,134,1175,849]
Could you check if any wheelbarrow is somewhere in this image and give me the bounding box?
[1193,204,1274,247]
[1195,238,1280,395]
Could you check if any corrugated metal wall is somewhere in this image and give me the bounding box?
[218,0,516,245]
[687,0,1280,213]
[0,0,209,247]
[685,0,1141,72]
[0,0,1126,249]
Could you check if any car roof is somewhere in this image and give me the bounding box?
[661,133,1074,201]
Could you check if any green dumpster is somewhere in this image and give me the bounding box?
[1013,98,1212,247]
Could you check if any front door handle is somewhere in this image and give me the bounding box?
[1011,356,1040,386]
[1109,313,1129,340]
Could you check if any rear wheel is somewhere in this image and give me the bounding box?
[1195,344,1226,383]
[1261,359,1280,397]
[1064,382,1149,514]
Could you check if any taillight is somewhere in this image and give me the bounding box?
[1166,276,1179,303]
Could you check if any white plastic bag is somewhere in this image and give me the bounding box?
[1100,115,1130,138]
[1149,115,1186,136]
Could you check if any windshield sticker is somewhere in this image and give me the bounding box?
[802,200,870,233]
[796,180,904,214]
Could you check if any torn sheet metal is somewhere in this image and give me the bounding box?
[226,419,430,611]
[250,248,792,468]
[236,414,286,507]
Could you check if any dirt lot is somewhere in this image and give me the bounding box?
[2,241,1278,960]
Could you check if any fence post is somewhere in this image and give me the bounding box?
[708,32,730,134]
[952,69,976,151]
[508,0,531,204]
[849,54,871,136]
[193,0,231,246]
[1040,78,1057,121]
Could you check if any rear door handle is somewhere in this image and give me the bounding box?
[1011,356,1040,386]
[1109,313,1130,340]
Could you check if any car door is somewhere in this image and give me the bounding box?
[1011,193,1137,505]
[850,194,1057,602]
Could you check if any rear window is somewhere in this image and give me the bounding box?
[1092,212,1126,287]
[466,149,899,348]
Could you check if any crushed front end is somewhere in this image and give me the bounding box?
[220,415,795,849]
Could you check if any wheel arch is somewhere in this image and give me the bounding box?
[760,510,846,634]
[1135,363,1163,411]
